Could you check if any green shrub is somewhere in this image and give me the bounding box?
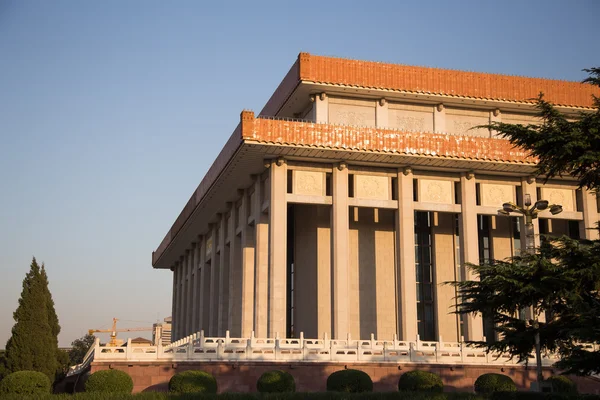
[169,370,217,394]
[85,369,133,393]
[257,370,296,393]
[490,392,600,400]
[474,373,516,394]
[0,370,51,395]
[398,370,444,392]
[546,376,578,394]
[326,369,373,393]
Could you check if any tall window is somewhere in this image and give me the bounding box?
[477,215,492,263]
[511,217,521,256]
[478,215,495,342]
[415,211,435,341]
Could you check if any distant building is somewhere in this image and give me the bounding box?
[152,53,600,343]
[130,337,153,347]
[153,317,172,346]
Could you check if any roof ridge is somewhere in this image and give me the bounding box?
[300,52,585,84]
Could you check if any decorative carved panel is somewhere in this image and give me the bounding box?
[540,188,575,212]
[480,184,515,207]
[388,105,434,132]
[446,108,489,137]
[329,103,376,127]
[354,175,389,200]
[293,170,325,196]
[419,179,453,204]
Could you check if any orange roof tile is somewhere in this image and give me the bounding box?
[262,53,600,115]
[242,111,537,165]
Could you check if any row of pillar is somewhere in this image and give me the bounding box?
[171,160,599,342]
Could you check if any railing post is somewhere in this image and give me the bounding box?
[157,340,164,359]
[187,337,194,360]
[217,338,223,360]
[299,332,305,360]
[126,338,132,360]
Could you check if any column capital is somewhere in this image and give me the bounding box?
[276,157,286,167]
[436,103,444,112]
[526,176,536,184]
[402,166,413,176]
[337,161,348,171]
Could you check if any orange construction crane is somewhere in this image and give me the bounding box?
[89,318,153,346]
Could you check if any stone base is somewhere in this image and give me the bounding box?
[90,361,600,394]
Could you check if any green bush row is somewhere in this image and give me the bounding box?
[0,368,587,397]
[3,391,600,400]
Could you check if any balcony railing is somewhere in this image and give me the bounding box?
[68,331,597,376]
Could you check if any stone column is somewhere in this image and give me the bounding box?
[254,178,269,337]
[459,172,484,341]
[433,104,446,133]
[185,249,193,336]
[171,264,178,340]
[217,213,229,336]
[314,93,328,123]
[397,167,418,340]
[489,109,501,138]
[376,98,389,128]
[208,224,218,336]
[432,212,459,342]
[332,162,349,339]
[269,158,287,337]
[190,242,199,333]
[202,235,212,333]
[580,189,600,240]
[180,254,188,338]
[241,190,256,337]
[177,258,185,339]
[197,236,206,333]
[227,207,237,333]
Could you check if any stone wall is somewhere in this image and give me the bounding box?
[91,361,600,394]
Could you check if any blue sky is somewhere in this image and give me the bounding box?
[0,0,598,347]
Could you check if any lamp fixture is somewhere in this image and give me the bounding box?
[550,205,563,215]
[502,202,516,213]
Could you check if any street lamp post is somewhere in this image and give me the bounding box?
[498,193,563,392]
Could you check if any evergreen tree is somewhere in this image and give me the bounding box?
[453,67,600,376]
[40,264,61,378]
[4,258,60,381]
[486,68,600,190]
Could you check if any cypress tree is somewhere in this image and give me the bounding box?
[40,264,61,378]
[4,258,59,381]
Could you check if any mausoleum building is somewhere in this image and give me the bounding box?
[152,53,600,345]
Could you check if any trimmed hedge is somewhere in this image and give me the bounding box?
[491,392,600,400]
[0,392,488,400]
[85,369,133,393]
[398,370,444,392]
[169,370,217,394]
[257,370,296,393]
[326,369,373,393]
[0,370,51,395]
[474,373,516,394]
[547,376,578,394]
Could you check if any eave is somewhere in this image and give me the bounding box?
[152,112,540,269]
